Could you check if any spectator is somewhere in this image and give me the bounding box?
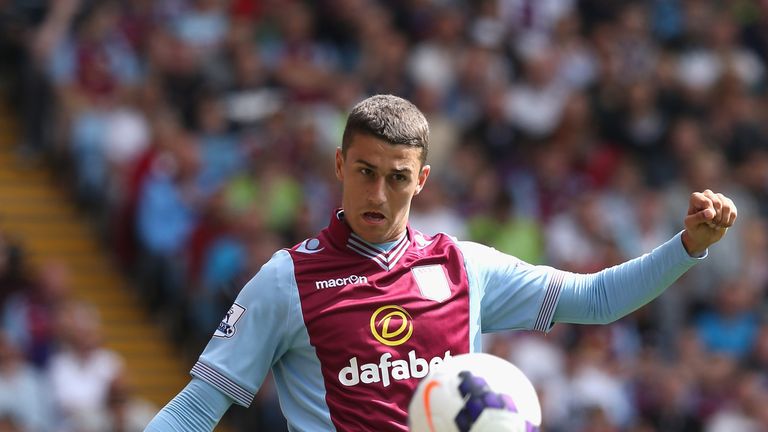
[2,260,72,368]
[0,332,55,432]
[85,373,158,432]
[466,188,543,264]
[545,191,622,273]
[705,370,768,432]
[409,175,467,239]
[406,5,467,96]
[135,135,203,313]
[46,0,141,207]
[504,45,571,139]
[695,278,760,360]
[0,232,28,309]
[47,301,124,432]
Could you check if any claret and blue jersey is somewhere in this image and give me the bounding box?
[190,209,702,431]
[192,210,564,431]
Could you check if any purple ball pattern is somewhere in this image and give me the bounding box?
[453,370,539,432]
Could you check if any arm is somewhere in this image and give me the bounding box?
[191,250,295,407]
[556,189,737,323]
[147,250,294,431]
[144,379,232,432]
[464,189,737,331]
[462,232,701,332]
[553,232,700,324]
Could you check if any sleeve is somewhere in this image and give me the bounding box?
[144,378,232,432]
[458,240,561,333]
[459,232,704,332]
[552,231,704,324]
[191,250,296,407]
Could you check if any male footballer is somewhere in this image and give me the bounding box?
[145,95,737,431]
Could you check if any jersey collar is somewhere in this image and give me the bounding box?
[328,209,412,271]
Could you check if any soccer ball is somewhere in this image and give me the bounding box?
[408,353,541,432]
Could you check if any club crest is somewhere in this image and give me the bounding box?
[412,265,451,302]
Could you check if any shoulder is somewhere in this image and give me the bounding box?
[225,250,298,330]
[453,240,507,262]
[409,227,460,250]
[285,235,346,274]
[453,240,533,279]
[244,249,295,286]
[290,237,327,255]
[232,250,296,306]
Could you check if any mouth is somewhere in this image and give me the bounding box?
[362,211,386,224]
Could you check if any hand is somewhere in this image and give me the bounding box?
[681,189,737,256]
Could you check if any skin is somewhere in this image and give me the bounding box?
[335,133,430,244]
[335,134,737,255]
[682,189,738,256]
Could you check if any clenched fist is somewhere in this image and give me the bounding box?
[681,189,737,256]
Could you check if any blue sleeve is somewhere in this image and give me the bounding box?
[552,231,704,324]
[458,240,560,332]
[144,378,232,432]
[460,231,704,332]
[191,250,296,407]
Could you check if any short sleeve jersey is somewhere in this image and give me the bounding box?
[192,210,561,431]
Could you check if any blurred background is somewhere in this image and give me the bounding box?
[0,0,767,431]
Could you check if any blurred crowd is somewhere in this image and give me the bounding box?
[2,0,768,431]
[0,234,157,432]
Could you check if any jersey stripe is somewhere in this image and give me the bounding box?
[347,233,410,271]
[387,239,411,269]
[347,241,389,270]
[348,234,388,258]
[347,237,387,261]
[533,270,565,332]
[191,361,255,407]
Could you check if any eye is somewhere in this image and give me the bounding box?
[360,168,373,176]
[392,173,408,182]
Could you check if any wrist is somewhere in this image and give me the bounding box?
[681,230,706,257]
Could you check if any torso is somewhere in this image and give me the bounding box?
[288,216,470,431]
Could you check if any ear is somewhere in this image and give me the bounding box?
[335,148,344,181]
[414,164,430,195]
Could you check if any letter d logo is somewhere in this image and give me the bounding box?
[370,305,413,347]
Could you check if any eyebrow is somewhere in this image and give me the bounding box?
[354,159,413,174]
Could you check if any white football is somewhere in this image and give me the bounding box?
[408,353,541,432]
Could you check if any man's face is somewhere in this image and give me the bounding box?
[336,134,430,243]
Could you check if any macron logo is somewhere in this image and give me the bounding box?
[315,274,368,290]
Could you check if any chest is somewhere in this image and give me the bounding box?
[287,235,473,429]
[295,250,470,354]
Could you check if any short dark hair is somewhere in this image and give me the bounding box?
[341,95,429,165]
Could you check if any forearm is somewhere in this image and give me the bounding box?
[144,378,233,432]
[553,232,703,324]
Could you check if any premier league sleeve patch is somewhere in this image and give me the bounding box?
[214,303,247,338]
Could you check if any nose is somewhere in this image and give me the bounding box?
[367,177,386,206]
